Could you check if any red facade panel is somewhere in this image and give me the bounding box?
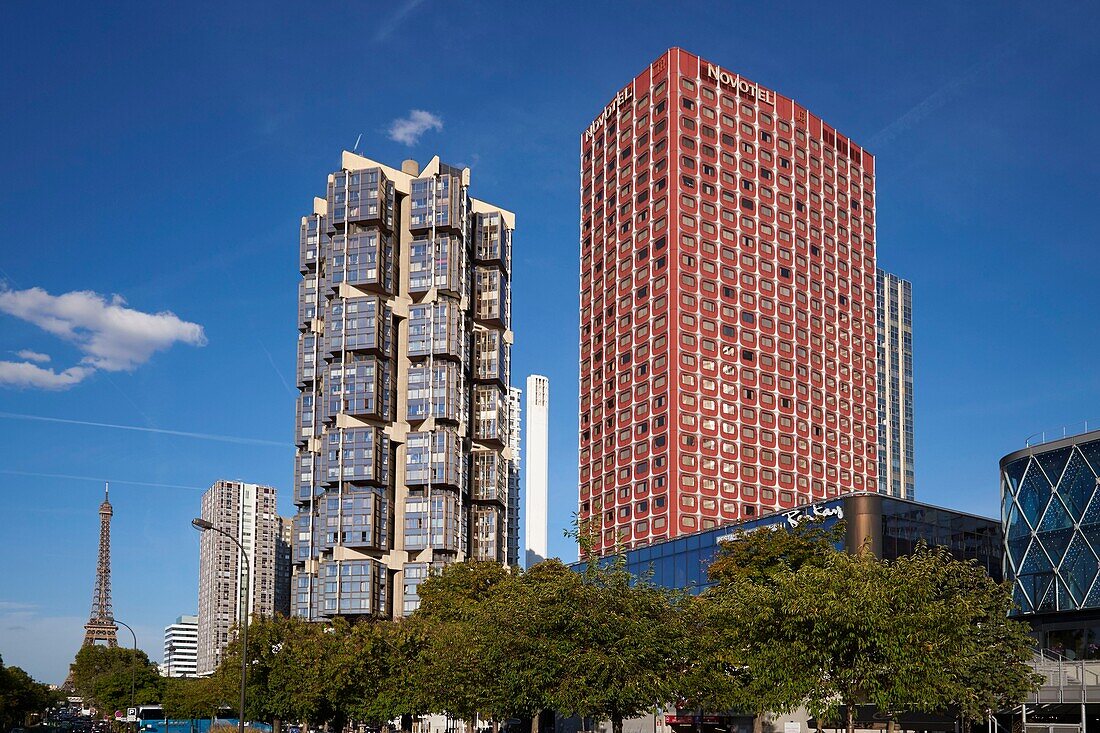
[579,47,876,556]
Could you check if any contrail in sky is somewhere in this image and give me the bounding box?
[0,411,287,447]
[0,469,205,492]
[867,36,1024,150]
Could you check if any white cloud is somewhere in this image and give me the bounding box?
[0,287,207,390]
[0,361,94,389]
[388,109,443,146]
[15,349,50,362]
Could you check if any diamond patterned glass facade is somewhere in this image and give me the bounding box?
[1002,431,1100,616]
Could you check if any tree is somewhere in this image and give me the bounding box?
[553,553,687,733]
[696,518,847,733]
[69,645,163,717]
[217,615,348,729]
[706,518,844,586]
[162,676,230,723]
[490,560,588,733]
[700,524,1041,733]
[404,561,515,733]
[889,547,1041,732]
[339,619,414,728]
[0,655,62,730]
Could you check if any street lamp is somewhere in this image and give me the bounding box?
[107,616,137,724]
[191,517,249,733]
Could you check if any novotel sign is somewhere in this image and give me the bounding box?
[715,502,844,544]
[584,85,633,141]
[705,63,775,106]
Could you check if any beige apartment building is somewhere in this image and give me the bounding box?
[195,480,284,675]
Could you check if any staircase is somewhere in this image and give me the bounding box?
[1029,649,1100,704]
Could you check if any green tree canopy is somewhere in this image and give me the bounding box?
[0,654,63,730]
[701,525,1041,733]
[69,645,162,717]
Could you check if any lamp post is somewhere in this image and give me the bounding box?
[192,517,249,733]
[108,617,137,725]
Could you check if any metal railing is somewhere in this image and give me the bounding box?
[1028,648,1100,703]
[1024,421,1099,448]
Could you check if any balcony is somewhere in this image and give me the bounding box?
[326,296,392,357]
[402,492,461,552]
[474,212,511,270]
[297,333,320,386]
[474,266,509,328]
[317,558,386,616]
[473,329,509,385]
[300,216,326,274]
[409,233,466,298]
[470,506,503,562]
[409,173,463,233]
[320,426,391,487]
[326,357,392,422]
[471,451,507,504]
[317,487,389,552]
[406,362,464,424]
[407,298,465,361]
[329,230,395,296]
[473,384,508,446]
[404,429,464,490]
[327,168,394,231]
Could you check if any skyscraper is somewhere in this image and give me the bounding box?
[876,269,914,499]
[196,480,280,675]
[525,375,549,566]
[293,152,516,620]
[507,386,523,568]
[578,48,878,555]
[162,614,198,678]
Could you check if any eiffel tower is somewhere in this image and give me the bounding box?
[64,484,119,689]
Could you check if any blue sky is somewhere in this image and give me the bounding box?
[2,0,1098,684]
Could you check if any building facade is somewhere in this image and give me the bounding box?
[507,386,522,567]
[196,480,280,676]
[1002,429,1100,657]
[293,152,516,620]
[591,492,1001,594]
[525,375,549,566]
[876,269,914,499]
[161,614,198,678]
[275,516,292,616]
[579,48,878,555]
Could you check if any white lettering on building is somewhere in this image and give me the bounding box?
[705,63,775,106]
[584,85,634,141]
[715,502,844,543]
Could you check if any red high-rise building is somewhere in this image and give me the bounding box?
[578,48,878,556]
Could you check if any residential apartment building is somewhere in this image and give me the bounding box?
[579,48,878,555]
[293,152,516,619]
[876,269,914,499]
[196,480,280,675]
[161,614,198,678]
[525,375,549,566]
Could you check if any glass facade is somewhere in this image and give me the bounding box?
[876,270,914,500]
[599,492,1001,594]
[1003,432,1100,618]
[294,154,516,619]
